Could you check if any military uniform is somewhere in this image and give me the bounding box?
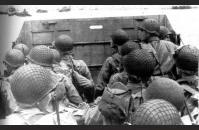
[139,37,178,78]
[107,41,141,87]
[150,39,178,78]
[53,34,95,103]
[136,18,178,79]
[50,69,83,106]
[122,49,159,110]
[137,41,161,75]
[96,29,129,97]
[96,53,121,95]
[54,54,94,103]
[0,106,78,125]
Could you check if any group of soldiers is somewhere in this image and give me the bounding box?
[0,18,199,125]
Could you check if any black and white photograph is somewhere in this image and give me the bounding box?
[0,5,199,125]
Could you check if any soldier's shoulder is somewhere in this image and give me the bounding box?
[160,40,178,47]
[73,59,88,67]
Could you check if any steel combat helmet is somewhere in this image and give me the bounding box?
[133,99,183,125]
[13,43,30,56]
[4,49,25,68]
[10,64,53,105]
[54,34,74,52]
[26,45,54,67]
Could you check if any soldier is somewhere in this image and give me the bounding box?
[13,43,30,56]
[53,35,94,103]
[133,99,183,125]
[96,29,129,97]
[108,41,140,86]
[136,18,179,79]
[159,26,172,41]
[3,49,25,76]
[122,49,157,94]
[0,65,78,125]
[121,48,159,113]
[174,45,199,116]
[26,45,83,106]
[174,45,199,90]
[1,49,25,117]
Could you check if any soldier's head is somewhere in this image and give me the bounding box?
[51,49,61,64]
[111,29,129,54]
[174,45,199,76]
[122,49,157,82]
[159,26,171,41]
[3,49,25,76]
[26,45,54,68]
[54,34,74,56]
[13,43,30,56]
[133,99,183,125]
[10,64,61,112]
[137,18,160,42]
[145,77,185,111]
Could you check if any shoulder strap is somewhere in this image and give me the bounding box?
[123,90,134,125]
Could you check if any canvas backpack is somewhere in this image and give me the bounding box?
[98,82,134,124]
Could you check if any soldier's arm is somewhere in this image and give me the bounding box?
[162,40,179,54]
[75,60,94,82]
[63,77,84,105]
[72,70,93,88]
[96,57,113,92]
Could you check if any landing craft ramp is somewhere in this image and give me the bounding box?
[15,14,174,83]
